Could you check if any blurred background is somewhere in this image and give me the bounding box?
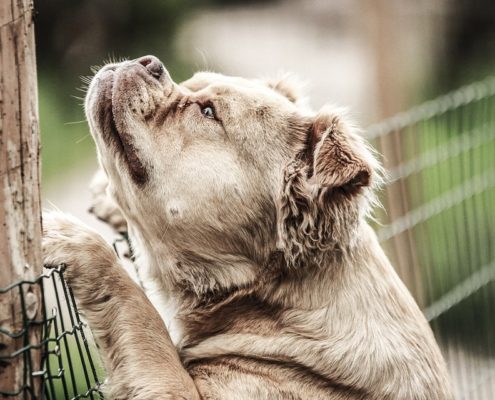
[36,0,495,398]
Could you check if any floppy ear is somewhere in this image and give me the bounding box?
[306,107,373,192]
[277,107,378,268]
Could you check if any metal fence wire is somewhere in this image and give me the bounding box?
[1,77,494,399]
[0,266,105,399]
[365,76,495,400]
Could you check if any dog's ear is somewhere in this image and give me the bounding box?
[264,73,305,104]
[277,107,378,268]
[305,107,373,192]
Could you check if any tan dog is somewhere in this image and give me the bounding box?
[43,55,453,399]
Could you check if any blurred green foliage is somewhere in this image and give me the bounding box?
[39,73,95,185]
[415,101,495,351]
[368,91,495,353]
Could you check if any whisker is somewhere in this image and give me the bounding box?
[64,120,86,125]
[90,65,102,74]
[75,133,91,144]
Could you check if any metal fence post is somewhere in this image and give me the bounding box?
[0,0,43,396]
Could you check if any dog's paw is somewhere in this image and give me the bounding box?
[89,169,127,233]
[43,210,118,286]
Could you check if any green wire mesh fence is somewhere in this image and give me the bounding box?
[0,76,494,399]
[365,76,495,400]
[0,266,105,399]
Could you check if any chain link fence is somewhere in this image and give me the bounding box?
[0,266,104,399]
[366,76,495,400]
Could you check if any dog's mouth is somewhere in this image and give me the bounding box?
[90,64,150,185]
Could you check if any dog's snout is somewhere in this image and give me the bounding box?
[138,55,164,80]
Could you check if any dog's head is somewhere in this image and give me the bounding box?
[85,56,380,292]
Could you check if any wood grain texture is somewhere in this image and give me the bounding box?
[0,0,42,396]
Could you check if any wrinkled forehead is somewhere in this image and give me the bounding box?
[180,71,291,104]
[181,72,259,92]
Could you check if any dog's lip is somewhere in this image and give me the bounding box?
[96,70,124,149]
[92,67,149,185]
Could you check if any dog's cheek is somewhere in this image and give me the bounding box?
[276,159,318,268]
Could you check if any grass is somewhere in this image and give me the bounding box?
[44,332,105,399]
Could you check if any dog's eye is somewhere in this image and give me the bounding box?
[201,105,216,119]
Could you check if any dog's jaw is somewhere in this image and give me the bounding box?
[85,59,172,186]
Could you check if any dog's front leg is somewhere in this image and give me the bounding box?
[42,211,201,400]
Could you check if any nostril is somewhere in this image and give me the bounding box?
[138,56,164,80]
[149,63,164,79]
[139,57,152,67]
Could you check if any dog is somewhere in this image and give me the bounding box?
[43,55,453,399]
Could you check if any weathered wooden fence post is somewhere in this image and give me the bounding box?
[0,0,43,396]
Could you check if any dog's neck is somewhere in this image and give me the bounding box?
[127,218,387,349]
[128,218,375,313]
[177,223,386,349]
[128,221,261,303]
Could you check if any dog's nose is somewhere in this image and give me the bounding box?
[137,55,164,80]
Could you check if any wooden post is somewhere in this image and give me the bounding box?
[0,0,43,397]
